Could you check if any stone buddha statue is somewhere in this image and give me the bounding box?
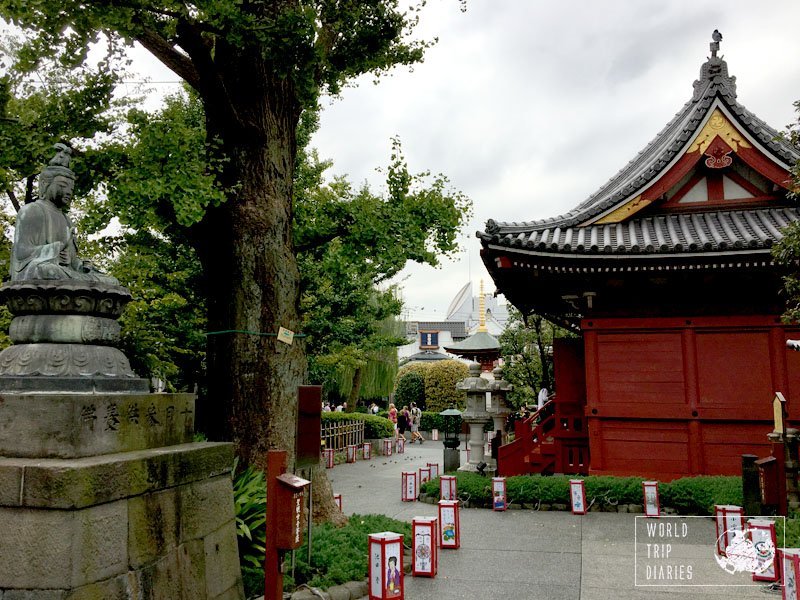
[10,143,118,285]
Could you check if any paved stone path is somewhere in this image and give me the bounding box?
[328,440,779,600]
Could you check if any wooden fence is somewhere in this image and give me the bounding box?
[321,419,365,451]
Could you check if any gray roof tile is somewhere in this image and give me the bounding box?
[480,208,799,256]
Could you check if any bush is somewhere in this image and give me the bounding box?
[321,411,394,439]
[232,460,266,598]
[419,472,742,514]
[777,516,800,547]
[422,360,469,413]
[394,370,425,409]
[394,360,469,413]
[291,514,412,590]
[659,476,742,514]
[419,411,445,432]
[241,513,411,597]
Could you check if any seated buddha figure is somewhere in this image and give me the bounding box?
[10,144,118,285]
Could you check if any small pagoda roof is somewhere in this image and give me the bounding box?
[401,350,451,364]
[479,36,800,255]
[443,330,500,354]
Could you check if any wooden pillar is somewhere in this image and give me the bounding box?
[265,450,287,600]
[682,327,703,475]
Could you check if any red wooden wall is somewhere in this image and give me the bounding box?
[580,315,800,480]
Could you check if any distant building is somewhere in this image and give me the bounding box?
[399,282,508,366]
[445,282,508,336]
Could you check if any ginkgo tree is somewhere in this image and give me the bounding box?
[0,1,463,476]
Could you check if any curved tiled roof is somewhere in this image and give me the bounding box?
[480,51,800,239]
[480,207,799,256]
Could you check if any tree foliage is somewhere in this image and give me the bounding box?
[393,369,424,409]
[395,359,469,413]
[0,1,467,532]
[773,100,800,321]
[499,307,572,409]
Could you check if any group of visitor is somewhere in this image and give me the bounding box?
[387,402,425,443]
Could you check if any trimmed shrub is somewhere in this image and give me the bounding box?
[419,472,742,514]
[394,370,425,409]
[395,360,469,413]
[419,411,445,432]
[423,360,469,413]
[321,411,394,439]
[658,476,742,514]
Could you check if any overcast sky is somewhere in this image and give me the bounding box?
[129,1,800,321]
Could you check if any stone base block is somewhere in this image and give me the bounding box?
[0,392,195,458]
[443,447,460,472]
[0,442,243,600]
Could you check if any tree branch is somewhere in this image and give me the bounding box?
[135,26,202,90]
[294,223,351,253]
[5,188,20,212]
[25,175,35,205]
[313,18,338,87]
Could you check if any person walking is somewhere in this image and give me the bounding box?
[388,403,398,439]
[397,405,410,442]
[410,402,424,443]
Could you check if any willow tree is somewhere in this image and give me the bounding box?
[0,2,439,469]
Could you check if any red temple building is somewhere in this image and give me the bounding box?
[481,35,800,480]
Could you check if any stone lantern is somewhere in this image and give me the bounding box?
[457,362,492,474]
[487,365,513,471]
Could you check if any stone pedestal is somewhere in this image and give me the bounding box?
[443,447,460,473]
[0,281,149,393]
[0,393,244,600]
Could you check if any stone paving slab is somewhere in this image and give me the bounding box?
[328,441,778,600]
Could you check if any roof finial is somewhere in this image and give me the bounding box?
[710,29,722,58]
[478,279,487,333]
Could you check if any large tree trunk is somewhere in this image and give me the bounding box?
[190,50,342,523]
[346,367,362,412]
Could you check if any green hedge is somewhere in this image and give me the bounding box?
[420,472,742,515]
[321,411,394,439]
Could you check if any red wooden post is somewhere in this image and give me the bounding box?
[265,450,287,600]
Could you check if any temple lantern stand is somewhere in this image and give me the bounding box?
[439,406,463,473]
[456,363,493,475]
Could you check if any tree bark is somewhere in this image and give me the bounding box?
[185,45,341,520]
[346,367,362,412]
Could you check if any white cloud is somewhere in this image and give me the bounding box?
[311,0,800,319]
